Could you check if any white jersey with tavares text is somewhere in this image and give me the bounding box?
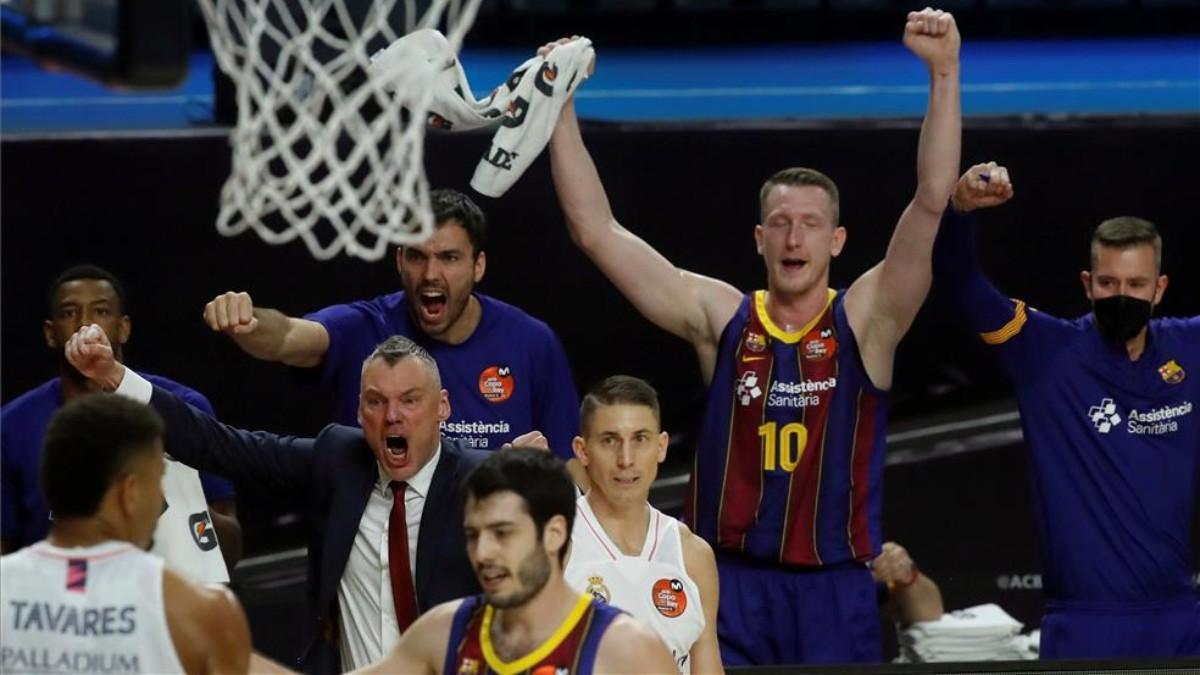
[0,541,185,674]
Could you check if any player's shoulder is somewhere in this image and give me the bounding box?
[420,597,468,626]
[407,597,468,648]
[476,293,556,338]
[676,521,713,557]
[162,568,250,668]
[1151,315,1200,337]
[1,379,60,419]
[310,291,405,324]
[676,522,717,576]
[162,567,246,641]
[1012,301,1083,337]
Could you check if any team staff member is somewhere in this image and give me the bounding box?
[934,162,1200,658]
[66,327,490,674]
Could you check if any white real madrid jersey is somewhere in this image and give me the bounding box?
[151,457,228,583]
[564,495,705,674]
[0,541,186,674]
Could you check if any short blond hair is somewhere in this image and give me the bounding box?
[759,167,840,225]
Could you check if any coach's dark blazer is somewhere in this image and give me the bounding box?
[148,386,487,674]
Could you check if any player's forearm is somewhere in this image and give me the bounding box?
[232,309,324,368]
[549,101,619,252]
[913,65,961,215]
[869,64,960,321]
[893,575,945,626]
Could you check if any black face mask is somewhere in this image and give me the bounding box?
[1092,295,1153,343]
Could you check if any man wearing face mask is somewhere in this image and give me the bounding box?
[933,162,1200,660]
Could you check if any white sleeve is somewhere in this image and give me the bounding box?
[113,368,153,404]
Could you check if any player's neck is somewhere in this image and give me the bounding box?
[47,518,126,550]
[490,577,579,659]
[1123,328,1149,362]
[438,295,483,345]
[763,284,830,333]
[586,491,651,556]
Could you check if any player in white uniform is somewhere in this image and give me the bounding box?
[0,393,252,674]
[563,376,723,674]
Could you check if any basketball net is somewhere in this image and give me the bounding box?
[197,0,482,261]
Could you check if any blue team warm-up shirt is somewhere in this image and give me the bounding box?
[306,291,579,456]
[934,212,1200,605]
[1,375,236,549]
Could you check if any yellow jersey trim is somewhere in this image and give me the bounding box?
[979,300,1028,345]
[479,593,593,675]
[755,289,836,344]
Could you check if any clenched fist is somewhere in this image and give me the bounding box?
[204,291,260,335]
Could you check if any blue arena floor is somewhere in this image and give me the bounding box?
[1,37,1197,134]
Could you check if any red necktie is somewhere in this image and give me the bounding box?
[388,481,418,632]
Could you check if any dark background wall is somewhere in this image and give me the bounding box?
[3,119,1198,647]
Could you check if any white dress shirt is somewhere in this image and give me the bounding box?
[337,446,440,671]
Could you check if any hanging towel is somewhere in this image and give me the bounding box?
[370,29,594,198]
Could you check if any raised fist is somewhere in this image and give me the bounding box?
[952,161,1014,213]
[903,8,960,74]
[204,291,259,335]
[64,324,120,385]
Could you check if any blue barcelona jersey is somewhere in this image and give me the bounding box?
[685,289,890,567]
[306,292,579,457]
[442,594,621,675]
[935,213,1200,604]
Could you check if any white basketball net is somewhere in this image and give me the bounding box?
[197,0,482,261]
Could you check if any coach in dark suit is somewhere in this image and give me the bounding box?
[64,328,489,673]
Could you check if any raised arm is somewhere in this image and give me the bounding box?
[933,163,1064,385]
[204,291,329,368]
[845,8,961,389]
[549,87,741,382]
[64,324,315,495]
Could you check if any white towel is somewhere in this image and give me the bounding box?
[370,29,594,198]
[896,604,1035,663]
